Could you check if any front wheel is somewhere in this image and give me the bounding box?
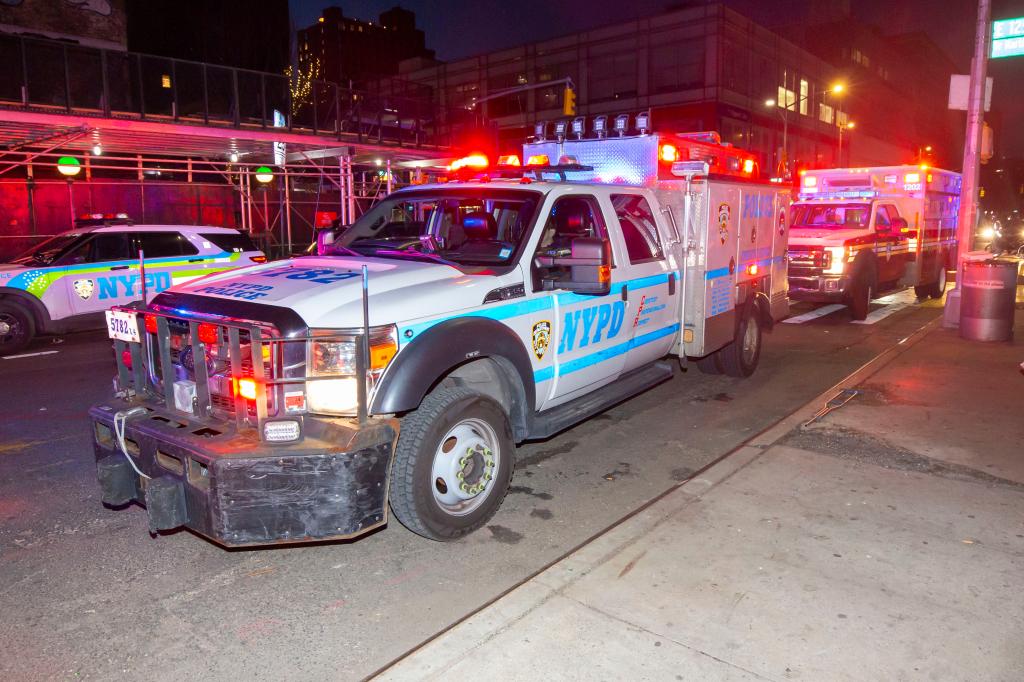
[847,276,873,321]
[390,386,514,541]
[717,310,762,378]
[0,301,34,357]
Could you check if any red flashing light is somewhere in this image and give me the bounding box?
[250,255,267,263]
[233,377,258,401]
[121,348,133,369]
[197,322,218,345]
[746,263,759,276]
[743,159,755,174]
[449,154,489,171]
[144,314,158,334]
[659,144,679,162]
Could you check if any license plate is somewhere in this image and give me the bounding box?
[105,309,141,343]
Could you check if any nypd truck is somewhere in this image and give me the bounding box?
[90,128,791,546]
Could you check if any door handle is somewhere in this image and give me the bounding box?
[620,285,628,301]
[188,258,205,263]
[110,265,130,271]
[668,272,676,296]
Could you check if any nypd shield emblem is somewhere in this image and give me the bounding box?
[73,279,95,300]
[532,320,551,361]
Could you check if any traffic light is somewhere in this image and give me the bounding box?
[563,86,576,116]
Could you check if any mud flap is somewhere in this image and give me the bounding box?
[97,455,137,506]
[144,476,188,532]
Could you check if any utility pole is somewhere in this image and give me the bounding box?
[944,0,991,327]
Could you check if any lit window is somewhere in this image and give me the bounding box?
[777,85,796,111]
[160,74,171,89]
[799,79,809,115]
[819,103,834,124]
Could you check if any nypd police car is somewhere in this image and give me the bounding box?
[90,135,791,547]
[0,221,266,355]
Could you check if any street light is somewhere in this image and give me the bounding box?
[56,156,81,177]
[254,166,274,183]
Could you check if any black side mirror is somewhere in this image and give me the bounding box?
[537,236,611,295]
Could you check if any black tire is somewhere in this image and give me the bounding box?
[928,265,948,299]
[847,274,873,321]
[0,301,34,357]
[389,386,514,541]
[696,354,722,375]
[717,310,762,378]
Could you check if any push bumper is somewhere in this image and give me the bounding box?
[90,401,398,547]
[787,274,849,302]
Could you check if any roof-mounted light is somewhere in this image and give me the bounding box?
[614,114,629,136]
[557,155,580,165]
[743,159,755,174]
[450,154,489,171]
[659,144,679,163]
[571,117,585,139]
[635,111,650,134]
[525,154,549,166]
[534,121,548,141]
[802,175,818,188]
[554,120,568,141]
[497,154,521,167]
[593,115,607,138]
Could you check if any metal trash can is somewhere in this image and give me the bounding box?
[960,258,1020,341]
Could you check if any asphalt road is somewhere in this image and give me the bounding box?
[0,293,945,681]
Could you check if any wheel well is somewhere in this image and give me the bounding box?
[0,289,50,333]
[438,357,529,442]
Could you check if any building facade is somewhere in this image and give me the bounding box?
[298,6,436,88]
[395,3,947,176]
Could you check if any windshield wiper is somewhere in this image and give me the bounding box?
[369,248,459,267]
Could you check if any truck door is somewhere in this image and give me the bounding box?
[605,192,676,372]
[872,204,906,284]
[60,232,141,316]
[533,194,629,407]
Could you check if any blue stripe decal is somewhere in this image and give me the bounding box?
[705,267,731,280]
[399,271,680,346]
[533,322,680,384]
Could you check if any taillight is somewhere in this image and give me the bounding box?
[121,348,133,369]
[197,322,218,345]
[144,314,158,334]
[746,263,759,276]
[250,255,267,263]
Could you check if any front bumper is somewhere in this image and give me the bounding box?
[90,400,398,547]
[787,274,850,302]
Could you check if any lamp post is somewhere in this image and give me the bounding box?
[57,156,81,228]
[838,121,856,166]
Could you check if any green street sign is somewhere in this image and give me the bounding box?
[992,17,1024,58]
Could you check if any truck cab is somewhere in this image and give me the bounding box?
[787,166,961,319]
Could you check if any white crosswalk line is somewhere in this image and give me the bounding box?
[2,350,60,360]
[782,304,847,324]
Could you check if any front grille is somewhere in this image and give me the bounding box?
[787,247,824,276]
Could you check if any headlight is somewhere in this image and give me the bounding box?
[823,246,846,275]
[307,325,398,416]
[979,226,995,240]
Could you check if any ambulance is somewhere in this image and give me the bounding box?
[89,120,791,547]
[788,166,961,319]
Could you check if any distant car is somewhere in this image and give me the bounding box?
[0,222,266,355]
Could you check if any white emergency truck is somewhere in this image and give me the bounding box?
[90,125,791,547]
[788,166,961,319]
[0,217,266,355]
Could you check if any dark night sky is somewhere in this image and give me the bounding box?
[290,0,1024,156]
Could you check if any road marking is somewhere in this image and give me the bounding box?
[2,350,59,360]
[783,304,847,324]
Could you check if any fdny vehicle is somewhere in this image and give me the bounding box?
[90,124,791,546]
[788,166,961,319]
[0,218,266,355]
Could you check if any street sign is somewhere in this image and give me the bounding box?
[992,16,1024,58]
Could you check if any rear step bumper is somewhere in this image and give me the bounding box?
[90,402,397,547]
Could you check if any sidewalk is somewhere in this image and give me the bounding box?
[378,304,1024,681]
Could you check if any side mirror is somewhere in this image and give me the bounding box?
[538,237,611,295]
[891,218,917,239]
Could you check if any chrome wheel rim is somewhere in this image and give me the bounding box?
[430,417,500,516]
[0,313,22,344]
[937,267,947,292]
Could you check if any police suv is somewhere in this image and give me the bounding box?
[0,218,265,355]
[91,129,791,546]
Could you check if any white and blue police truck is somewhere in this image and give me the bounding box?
[0,218,266,355]
[90,129,791,546]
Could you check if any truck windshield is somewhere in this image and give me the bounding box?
[791,204,870,230]
[333,188,541,267]
[10,233,85,265]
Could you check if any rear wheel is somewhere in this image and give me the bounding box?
[695,354,722,375]
[717,310,762,378]
[390,386,514,541]
[0,302,34,357]
[928,265,948,299]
